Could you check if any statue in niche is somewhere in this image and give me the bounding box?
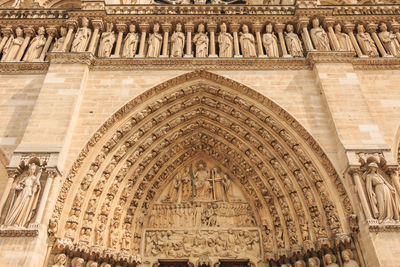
[193,24,209,58]
[239,24,257,57]
[285,24,303,57]
[52,27,68,52]
[334,24,354,51]
[52,254,67,267]
[324,254,339,267]
[310,18,330,51]
[262,23,279,57]
[23,26,46,62]
[1,27,24,62]
[170,23,185,57]
[71,17,92,52]
[122,24,139,58]
[181,166,192,201]
[71,257,85,267]
[364,162,400,221]
[308,257,320,267]
[211,167,224,201]
[164,176,181,202]
[147,23,162,58]
[3,159,43,227]
[356,24,379,57]
[194,161,212,199]
[218,23,233,57]
[342,249,359,267]
[378,23,400,57]
[98,23,116,58]
[222,173,234,202]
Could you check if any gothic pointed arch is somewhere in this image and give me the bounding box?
[50,70,355,266]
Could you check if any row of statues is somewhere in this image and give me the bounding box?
[1,18,400,61]
[279,250,359,267]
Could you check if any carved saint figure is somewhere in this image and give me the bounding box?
[166,176,181,202]
[294,260,306,267]
[364,162,400,221]
[71,257,85,267]
[1,27,24,62]
[211,167,224,201]
[52,254,67,267]
[170,23,185,57]
[4,161,42,227]
[284,24,303,57]
[218,23,233,57]
[342,249,359,267]
[23,26,46,62]
[147,23,162,57]
[52,27,68,52]
[308,257,320,267]
[378,23,400,57]
[334,24,354,51]
[98,23,116,58]
[193,24,209,58]
[71,17,92,52]
[262,23,279,57]
[222,174,234,202]
[324,254,339,267]
[240,24,257,57]
[194,161,212,199]
[122,24,139,58]
[181,166,192,201]
[356,24,379,57]
[310,18,330,51]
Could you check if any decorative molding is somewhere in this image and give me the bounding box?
[306,51,356,67]
[46,52,95,65]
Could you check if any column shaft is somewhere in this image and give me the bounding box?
[0,177,14,215]
[33,174,54,224]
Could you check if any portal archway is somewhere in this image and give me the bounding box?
[50,71,356,266]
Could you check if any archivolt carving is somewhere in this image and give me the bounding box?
[50,71,354,264]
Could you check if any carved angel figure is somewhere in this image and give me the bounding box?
[122,24,139,58]
[23,26,46,62]
[262,23,279,57]
[364,162,400,221]
[147,23,162,57]
[218,23,233,57]
[71,17,92,52]
[356,24,379,57]
[193,24,209,58]
[98,23,116,58]
[310,18,330,51]
[3,161,42,227]
[52,27,68,52]
[52,253,67,267]
[378,23,400,57]
[1,27,24,62]
[170,23,185,57]
[334,24,354,51]
[285,24,303,57]
[239,24,257,57]
[342,249,359,267]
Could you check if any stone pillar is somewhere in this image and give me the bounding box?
[161,23,171,57]
[184,22,194,58]
[344,23,364,57]
[33,170,57,224]
[324,17,340,51]
[350,170,372,220]
[15,27,34,61]
[230,23,241,58]
[39,27,57,61]
[297,17,314,51]
[275,23,290,58]
[366,23,387,57]
[0,26,12,54]
[252,23,264,57]
[113,23,126,57]
[0,174,14,215]
[390,21,400,43]
[88,20,103,54]
[61,19,77,52]
[137,23,149,57]
[207,22,217,58]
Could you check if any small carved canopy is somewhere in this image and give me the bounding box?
[50,70,354,261]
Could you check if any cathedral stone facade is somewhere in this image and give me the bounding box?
[0,0,400,266]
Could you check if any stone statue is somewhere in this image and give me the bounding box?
[181,166,192,201]
[52,254,67,267]
[222,174,234,202]
[23,26,46,62]
[3,161,42,227]
[87,261,98,267]
[194,161,212,199]
[324,254,339,267]
[356,24,379,57]
[1,27,24,62]
[98,23,116,58]
[310,18,330,51]
[122,24,139,58]
[262,23,279,57]
[378,23,400,57]
[294,260,306,267]
[147,23,162,58]
[334,24,354,51]
[52,27,68,52]
[170,23,185,57]
[218,23,233,57]
[308,257,320,267]
[71,257,85,267]
[285,24,303,57]
[165,176,181,202]
[239,24,257,57]
[211,167,224,201]
[364,162,400,221]
[193,24,209,58]
[342,249,359,267]
[71,17,92,52]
